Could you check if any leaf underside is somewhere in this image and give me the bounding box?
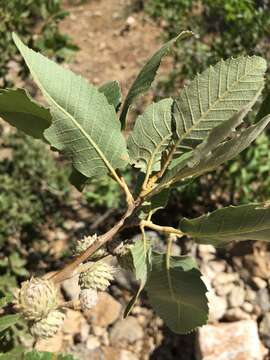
[161,115,270,188]
[124,239,151,317]
[13,33,129,181]
[98,80,122,110]
[180,203,270,246]
[0,88,51,139]
[127,98,173,172]
[146,253,208,334]
[173,56,266,155]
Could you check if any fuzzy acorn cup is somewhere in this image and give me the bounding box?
[13,235,116,340]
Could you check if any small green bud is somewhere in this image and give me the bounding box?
[75,234,107,260]
[79,261,114,291]
[30,310,65,339]
[14,278,59,321]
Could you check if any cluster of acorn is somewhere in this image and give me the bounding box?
[13,235,115,340]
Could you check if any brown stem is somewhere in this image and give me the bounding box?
[49,200,141,284]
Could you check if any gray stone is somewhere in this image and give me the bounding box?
[196,320,267,360]
[228,286,245,308]
[251,276,267,289]
[225,307,251,321]
[213,273,239,287]
[110,317,143,345]
[259,313,270,348]
[61,274,80,300]
[256,288,270,312]
[85,292,121,327]
[208,292,227,322]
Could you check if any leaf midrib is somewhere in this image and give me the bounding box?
[176,61,263,147]
[28,59,118,176]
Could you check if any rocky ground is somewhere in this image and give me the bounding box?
[5,0,270,359]
[32,232,270,360]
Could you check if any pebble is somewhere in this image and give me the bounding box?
[196,320,266,360]
[85,292,122,327]
[110,317,143,345]
[259,313,270,348]
[245,287,257,302]
[251,276,267,289]
[228,286,245,308]
[86,335,100,350]
[225,307,251,321]
[61,274,80,300]
[242,302,254,313]
[119,350,139,360]
[208,292,227,322]
[256,289,270,312]
[197,245,216,261]
[215,283,234,296]
[213,273,239,287]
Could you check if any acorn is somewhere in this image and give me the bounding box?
[79,261,114,291]
[75,234,107,260]
[79,288,98,311]
[30,310,65,339]
[14,278,59,321]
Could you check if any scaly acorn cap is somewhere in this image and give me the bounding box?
[75,234,107,260]
[79,261,114,291]
[79,288,98,312]
[30,309,65,339]
[13,278,59,321]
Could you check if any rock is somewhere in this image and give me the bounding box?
[208,260,226,273]
[126,16,136,28]
[225,308,251,321]
[256,288,270,312]
[215,283,234,296]
[242,302,253,313]
[196,320,267,360]
[110,317,143,345]
[119,350,139,360]
[0,148,12,161]
[259,313,270,348]
[63,309,86,336]
[251,276,267,289]
[101,347,138,360]
[86,335,100,350]
[245,287,257,303]
[36,331,63,352]
[61,274,80,300]
[213,273,239,287]
[84,292,121,327]
[228,286,245,308]
[197,245,216,261]
[208,292,227,322]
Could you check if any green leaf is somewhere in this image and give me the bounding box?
[69,166,89,192]
[13,33,129,181]
[256,92,270,121]
[127,98,173,173]
[0,294,13,308]
[120,31,193,129]
[180,202,270,246]
[99,81,121,110]
[146,253,208,334]
[140,189,170,219]
[124,239,151,317]
[161,115,270,188]
[0,88,51,139]
[189,90,262,167]
[24,352,77,360]
[0,314,20,332]
[172,56,266,155]
[0,347,24,360]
